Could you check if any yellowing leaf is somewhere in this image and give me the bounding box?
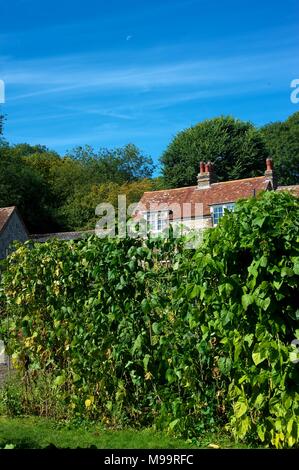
[239,416,251,439]
[85,396,94,408]
[254,393,265,409]
[233,400,247,418]
[252,351,267,366]
[287,418,294,434]
[145,371,153,381]
[208,444,220,449]
[288,435,296,447]
[257,425,265,442]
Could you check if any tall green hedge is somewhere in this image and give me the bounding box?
[177,191,299,447]
[1,191,298,447]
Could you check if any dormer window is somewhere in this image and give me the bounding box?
[211,203,235,226]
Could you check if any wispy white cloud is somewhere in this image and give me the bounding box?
[2,18,298,154]
[2,46,297,103]
[59,105,135,121]
[12,121,179,149]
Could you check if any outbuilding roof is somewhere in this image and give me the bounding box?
[0,206,17,233]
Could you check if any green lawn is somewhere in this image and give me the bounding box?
[0,416,248,449]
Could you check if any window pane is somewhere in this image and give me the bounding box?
[157,219,167,231]
[146,211,169,231]
[212,206,223,226]
[157,212,168,231]
[146,212,156,230]
[225,203,235,212]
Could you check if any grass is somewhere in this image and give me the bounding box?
[0,416,249,449]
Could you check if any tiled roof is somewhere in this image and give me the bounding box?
[277,185,299,197]
[0,206,16,233]
[30,230,95,242]
[137,176,270,218]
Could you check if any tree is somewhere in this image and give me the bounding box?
[0,141,154,232]
[260,111,299,185]
[59,179,155,230]
[67,143,155,184]
[9,143,50,158]
[0,147,54,233]
[161,116,270,188]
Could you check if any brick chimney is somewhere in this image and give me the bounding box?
[197,161,212,189]
[264,158,276,189]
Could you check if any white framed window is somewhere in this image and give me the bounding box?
[211,203,235,226]
[145,211,169,232]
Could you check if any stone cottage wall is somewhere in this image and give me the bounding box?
[0,211,28,259]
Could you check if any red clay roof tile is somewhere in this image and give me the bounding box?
[137,176,271,218]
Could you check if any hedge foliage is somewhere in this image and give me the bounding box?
[1,191,299,447]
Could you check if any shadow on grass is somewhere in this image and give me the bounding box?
[0,438,42,449]
[0,439,100,449]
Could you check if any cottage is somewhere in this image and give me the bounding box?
[136,159,299,233]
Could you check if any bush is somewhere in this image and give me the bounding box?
[176,190,299,447]
[0,371,67,419]
[1,191,298,447]
[0,373,23,416]
[0,233,218,435]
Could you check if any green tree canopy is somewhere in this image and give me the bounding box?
[0,141,155,232]
[161,116,270,188]
[0,147,55,233]
[58,178,155,230]
[9,143,50,158]
[260,111,299,185]
[66,143,154,184]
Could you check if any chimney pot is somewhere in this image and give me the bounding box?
[264,158,276,189]
[197,161,212,189]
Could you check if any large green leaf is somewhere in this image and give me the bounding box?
[233,400,248,418]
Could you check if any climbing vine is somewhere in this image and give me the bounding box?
[1,191,298,447]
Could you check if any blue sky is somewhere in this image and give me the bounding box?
[0,0,298,171]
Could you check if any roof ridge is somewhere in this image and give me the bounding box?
[212,176,265,186]
[31,229,94,237]
[0,206,16,211]
[143,175,265,194]
[0,206,16,234]
[143,185,196,194]
[277,184,299,188]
